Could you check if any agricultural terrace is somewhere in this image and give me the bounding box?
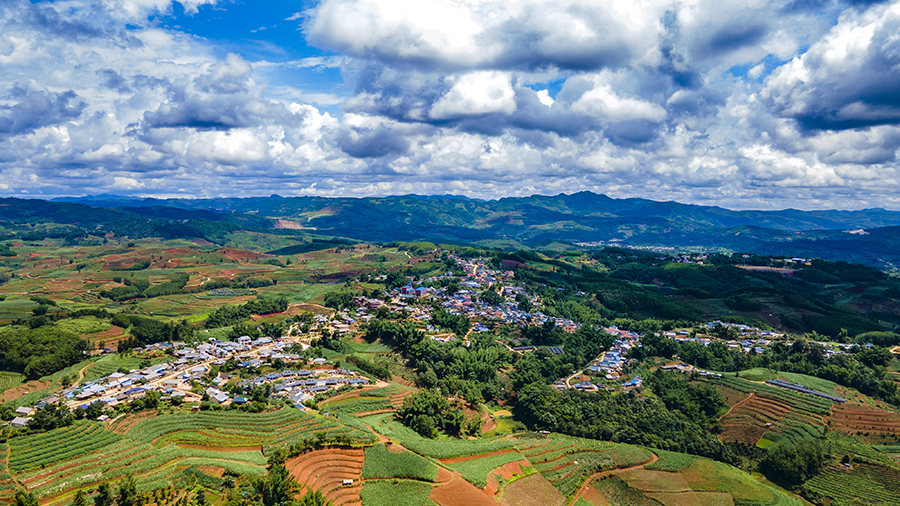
[6,408,377,504]
[707,376,830,446]
[514,435,654,497]
[286,448,365,506]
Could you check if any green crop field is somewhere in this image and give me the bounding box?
[361,444,438,482]
[644,448,698,472]
[0,371,24,392]
[359,480,433,506]
[400,438,515,459]
[9,421,123,472]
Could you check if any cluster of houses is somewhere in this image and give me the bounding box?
[234,368,369,409]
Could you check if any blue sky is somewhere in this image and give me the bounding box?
[1,0,900,209]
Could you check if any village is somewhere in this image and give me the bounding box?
[10,254,860,429]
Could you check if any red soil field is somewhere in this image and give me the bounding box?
[830,403,900,436]
[286,448,364,506]
[430,474,500,506]
[484,460,529,496]
[109,411,158,435]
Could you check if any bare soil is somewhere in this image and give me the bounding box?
[2,380,50,403]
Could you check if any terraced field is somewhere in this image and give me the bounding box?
[514,435,653,497]
[710,377,828,446]
[286,448,365,506]
[3,408,380,504]
[122,408,375,451]
[719,394,789,444]
[829,402,900,437]
[9,422,122,472]
[803,464,900,505]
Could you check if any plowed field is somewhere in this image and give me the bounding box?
[286,448,365,506]
[830,403,900,436]
[719,394,788,444]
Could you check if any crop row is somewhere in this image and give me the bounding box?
[709,377,833,414]
[401,438,514,459]
[30,444,268,498]
[10,424,123,472]
[329,400,394,415]
[19,438,149,483]
[126,410,308,443]
[803,466,900,505]
[10,421,100,452]
[361,444,438,482]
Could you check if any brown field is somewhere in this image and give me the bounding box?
[430,474,500,506]
[484,460,529,496]
[83,325,126,347]
[109,411,158,435]
[712,385,751,407]
[497,473,565,506]
[580,481,612,506]
[286,448,365,506]
[829,403,900,436]
[2,379,50,403]
[719,394,789,444]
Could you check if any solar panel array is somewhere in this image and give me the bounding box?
[766,379,847,403]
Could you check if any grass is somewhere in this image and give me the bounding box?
[359,414,428,441]
[359,480,433,506]
[361,444,438,482]
[444,451,526,488]
[757,438,776,449]
[52,316,112,336]
[644,449,698,472]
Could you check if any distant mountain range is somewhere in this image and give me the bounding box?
[0,191,889,268]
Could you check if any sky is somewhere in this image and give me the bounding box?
[1,0,899,209]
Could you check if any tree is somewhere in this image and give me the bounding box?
[763,439,828,486]
[72,490,86,506]
[15,491,38,506]
[94,483,113,506]
[298,488,332,506]
[116,474,137,506]
[254,463,296,506]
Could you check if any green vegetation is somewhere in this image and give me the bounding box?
[644,449,700,471]
[444,451,525,488]
[0,327,88,379]
[399,438,515,459]
[361,444,438,482]
[359,480,432,506]
[9,422,122,472]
